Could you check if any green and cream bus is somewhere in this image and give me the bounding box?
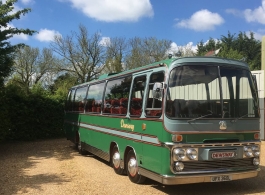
[64,56,261,185]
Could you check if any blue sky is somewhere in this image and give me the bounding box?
[7,0,265,52]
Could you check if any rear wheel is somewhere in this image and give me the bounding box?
[74,132,79,150]
[77,133,87,155]
[126,150,146,184]
[111,145,124,175]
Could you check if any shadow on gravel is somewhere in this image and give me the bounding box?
[0,138,75,195]
[149,165,265,195]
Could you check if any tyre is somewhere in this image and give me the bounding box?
[111,145,124,175]
[74,132,79,150]
[77,133,87,155]
[126,150,146,184]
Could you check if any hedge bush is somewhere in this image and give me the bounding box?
[0,87,65,141]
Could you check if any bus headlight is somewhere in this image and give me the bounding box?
[252,145,260,157]
[244,146,253,157]
[174,162,184,172]
[253,158,260,166]
[186,148,198,160]
[173,148,185,161]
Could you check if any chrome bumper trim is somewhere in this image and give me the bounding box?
[138,168,260,185]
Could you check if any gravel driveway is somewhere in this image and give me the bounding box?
[0,138,264,195]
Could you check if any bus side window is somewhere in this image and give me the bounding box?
[66,89,75,112]
[145,72,164,117]
[130,76,146,117]
[86,83,105,113]
[65,90,73,112]
[74,86,88,112]
[103,76,132,115]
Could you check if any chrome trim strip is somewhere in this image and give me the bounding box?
[164,141,261,149]
[138,167,260,185]
[66,121,160,145]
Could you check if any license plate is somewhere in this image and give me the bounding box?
[211,175,232,182]
[212,152,235,159]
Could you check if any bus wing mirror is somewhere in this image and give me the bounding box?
[153,82,163,99]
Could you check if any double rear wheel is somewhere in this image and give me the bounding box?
[126,150,146,184]
[111,145,124,175]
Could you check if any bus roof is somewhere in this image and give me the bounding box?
[171,56,249,68]
[71,56,249,89]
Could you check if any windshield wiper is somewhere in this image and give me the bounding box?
[187,113,213,123]
[231,113,255,123]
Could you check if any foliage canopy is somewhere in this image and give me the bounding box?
[0,0,36,86]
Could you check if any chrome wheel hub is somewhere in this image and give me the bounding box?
[128,158,137,177]
[113,152,121,168]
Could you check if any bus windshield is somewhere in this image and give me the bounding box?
[166,65,259,119]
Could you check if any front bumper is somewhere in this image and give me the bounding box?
[139,167,260,185]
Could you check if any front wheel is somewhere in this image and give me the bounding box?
[126,150,146,184]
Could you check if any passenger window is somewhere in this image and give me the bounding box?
[145,72,164,117]
[74,86,88,112]
[130,76,146,117]
[103,76,132,115]
[65,89,75,112]
[86,83,105,113]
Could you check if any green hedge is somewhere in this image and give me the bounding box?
[0,89,65,141]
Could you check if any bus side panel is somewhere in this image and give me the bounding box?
[139,121,164,174]
[64,113,80,142]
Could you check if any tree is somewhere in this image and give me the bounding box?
[0,0,36,86]
[220,31,236,50]
[11,46,58,93]
[196,38,221,56]
[49,73,78,99]
[103,37,127,73]
[196,32,261,70]
[125,37,171,69]
[234,32,261,70]
[50,24,105,83]
[217,45,243,60]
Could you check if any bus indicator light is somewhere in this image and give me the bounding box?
[254,133,260,140]
[172,135,183,142]
[142,123,146,130]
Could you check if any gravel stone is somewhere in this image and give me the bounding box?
[0,139,264,195]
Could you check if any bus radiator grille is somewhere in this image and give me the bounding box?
[182,158,257,172]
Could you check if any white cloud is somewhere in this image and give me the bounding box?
[21,0,34,4]
[167,42,197,56]
[247,30,265,40]
[99,37,111,47]
[62,0,153,22]
[176,9,224,31]
[35,29,62,42]
[244,0,265,24]
[225,9,243,17]
[13,34,29,40]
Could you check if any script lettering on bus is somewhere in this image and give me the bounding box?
[120,119,134,131]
